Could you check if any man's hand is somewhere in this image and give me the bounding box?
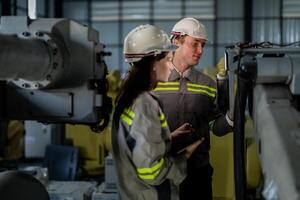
[171,123,195,138]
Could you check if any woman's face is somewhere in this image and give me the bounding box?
[153,52,174,82]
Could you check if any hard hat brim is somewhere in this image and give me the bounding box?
[125,44,177,63]
[171,31,208,41]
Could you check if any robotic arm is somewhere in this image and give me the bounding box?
[225,43,300,200]
[0,16,111,131]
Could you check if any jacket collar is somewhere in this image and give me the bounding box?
[169,67,198,82]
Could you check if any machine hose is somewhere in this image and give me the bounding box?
[234,60,254,200]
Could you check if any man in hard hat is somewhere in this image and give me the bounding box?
[154,17,233,200]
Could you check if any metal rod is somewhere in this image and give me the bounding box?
[0,35,51,81]
[28,0,37,19]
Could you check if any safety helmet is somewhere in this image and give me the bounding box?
[124,24,176,63]
[171,17,208,41]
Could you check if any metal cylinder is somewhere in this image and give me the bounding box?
[28,0,37,20]
[0,35,51,82]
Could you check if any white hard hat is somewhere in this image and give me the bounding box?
[171,17,208,41]
[124,24,176,63]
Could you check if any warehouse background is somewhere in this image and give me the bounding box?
[1,0,299,74]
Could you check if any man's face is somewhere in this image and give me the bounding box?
[175,35,206,67]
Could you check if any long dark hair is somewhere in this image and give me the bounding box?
[114,53,167,122]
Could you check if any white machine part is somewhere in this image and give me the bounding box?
[0,16,111,128]
[225,44,300,200]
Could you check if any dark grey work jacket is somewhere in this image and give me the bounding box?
[154,68,233,168]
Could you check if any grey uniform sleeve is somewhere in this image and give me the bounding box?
[130,99,186,186]
[210,97,233,136]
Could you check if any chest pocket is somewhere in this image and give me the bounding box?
[183,83,216,116]
[186,83,216,98]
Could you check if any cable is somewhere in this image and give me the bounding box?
[233,48,255,200]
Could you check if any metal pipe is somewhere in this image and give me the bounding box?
[0,35,51,81]
[28,0,37,19]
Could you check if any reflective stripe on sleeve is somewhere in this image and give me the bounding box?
[124,108,135,118]
[120,108,136,126]
[137,158,164,180]
[159,113,168,128]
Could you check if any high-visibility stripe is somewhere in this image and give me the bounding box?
[159,113,165,121]
[138,170,161,180]
[186,83,216,92]
[157,82,180,86]
[161,121,167,127]
[121,114,133,125]
[154,82,180,91]
[137,158,164,174]
[187,88,216,98]
[124,108,135,118]
[121,108,135,125]
[159,113,168,127]
[137,158,164,180]
[153,87,179,91]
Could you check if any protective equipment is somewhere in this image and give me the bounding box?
[112,92,186,200]
[171,17,208,41]
[124,24,176,63]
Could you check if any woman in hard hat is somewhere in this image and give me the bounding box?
[112,24,203,200]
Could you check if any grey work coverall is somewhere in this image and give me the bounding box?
[154,68,233,200]
[112,92,187,200]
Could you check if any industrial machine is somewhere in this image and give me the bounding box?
[224,42,300,200]
[0,16,111,130]
[0,14,113,199]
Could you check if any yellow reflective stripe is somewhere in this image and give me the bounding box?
[157,82,180,86]
[124,108,135,118]
[121,108,135,125]
[154,82,180,91]
[120,114,133,125]
[159,113,168,127]
[153,87,179,91]
[137,158,165,176]
[187,88,216,97]
[138,170,160,180]
[186,83,216,92]
[159,113,165,121]
[161,120,168,128]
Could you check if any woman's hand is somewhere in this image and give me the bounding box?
[184,137,205,159]
[171,123,195,138]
